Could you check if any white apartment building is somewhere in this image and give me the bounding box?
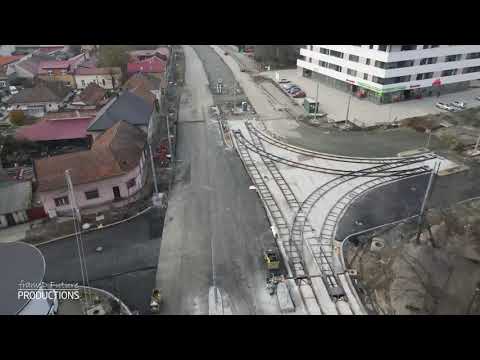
[297,45,480,104]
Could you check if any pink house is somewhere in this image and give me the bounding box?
[34,121,148,217]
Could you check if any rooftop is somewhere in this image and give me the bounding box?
[127,56,166,75]
[0,55,24,67]
[15,116,94,142]
[73,83,106,106]
[7,81,71,105]
[34,121,147,192]
[87,90,154,132]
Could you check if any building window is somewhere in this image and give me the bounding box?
[369,45,374,49]
[320,47,329,55]
[81,80,85,87]
[85,189,99,200]
[126,178,136,189]
[363,73,368,80]
[319,61,329,68]
[445,54,461,62]
[330,50,344,59]
[378,45,387,52]
[328,63,342,72]
[420,57,437,65]
[466,52,480,60]
[347,68,357,76]
[462,66,480,74]
[423,45,439,49]
[375,60,386,69]
[54,196,69,207]
[401,45,417,51]
[441,69,458,77]
[416,72,434,80]
[348,54,359,62]
[102,79,106,86]
[365,58,371,65]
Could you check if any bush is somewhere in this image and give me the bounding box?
[9,110,26,126]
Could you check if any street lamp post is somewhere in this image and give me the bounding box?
[345,94,352,122]
[313,78,320,120]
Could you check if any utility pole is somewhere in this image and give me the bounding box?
[233,77,237,112]
[345,94,352,122]
[415,161,440,244]
[148,142,159,195]
[313,78,320,120]
[425,129,432,149]
[472,133,480,154]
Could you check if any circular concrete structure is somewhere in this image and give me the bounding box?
[0,242,51,315]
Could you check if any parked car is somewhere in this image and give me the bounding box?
[278,78,290,84]
[476,96,480,101]
[436,102,455,111]
[288,87,302,94]
[9,86,18,95]
[282,83,296,90]
[292,91,306,98]
[450,101,466,109]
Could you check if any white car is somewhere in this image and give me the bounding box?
[278,78,290,84]
[450,101,466,109]
[436,102,455,111]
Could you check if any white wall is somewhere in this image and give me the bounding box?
[39,153,147,216]
[299,45,480,93]
[75,74,118,89]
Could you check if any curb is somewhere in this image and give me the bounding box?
[35,205,153,247]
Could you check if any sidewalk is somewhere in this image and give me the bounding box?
[260,69,480,127]
[0,223,31,243]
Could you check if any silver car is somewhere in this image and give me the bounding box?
[450,101,466,110]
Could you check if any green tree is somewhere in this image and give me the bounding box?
[97,45,130,81]
[9,110,26,126]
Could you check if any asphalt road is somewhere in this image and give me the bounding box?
[337,164,480,241]
[39,210,161,314]
[155,46,277,315]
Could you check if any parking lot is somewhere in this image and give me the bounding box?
[261,69,480,127]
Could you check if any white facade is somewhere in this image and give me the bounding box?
[298,45,480,101]
[75,73,119,90]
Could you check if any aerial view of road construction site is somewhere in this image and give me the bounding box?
[2,45,480,316]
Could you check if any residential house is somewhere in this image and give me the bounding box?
[34,121,148,217]
[16,110,96,150]
[14,54,56,79]
[127,56,166,79]
[36,53,89,88]
[74,67,122,90]
[7,82,72,117]
[129,47,170,62]
[69,83,108,110]
[0,167,32,227]
[37,60,75,87]
[0,55,25,88]
[14,45,66,56]
[87,90,155,141]
[123,72,163,99]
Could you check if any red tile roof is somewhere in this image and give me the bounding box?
[0,55,24,67]
[16,116,94,142]
[34,121,146,192]
[127,56,165,75]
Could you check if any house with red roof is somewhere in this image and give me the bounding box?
[127,56,166,79]
[129,47,170,62]
[15,110,95,151]
[37,53,88,88]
